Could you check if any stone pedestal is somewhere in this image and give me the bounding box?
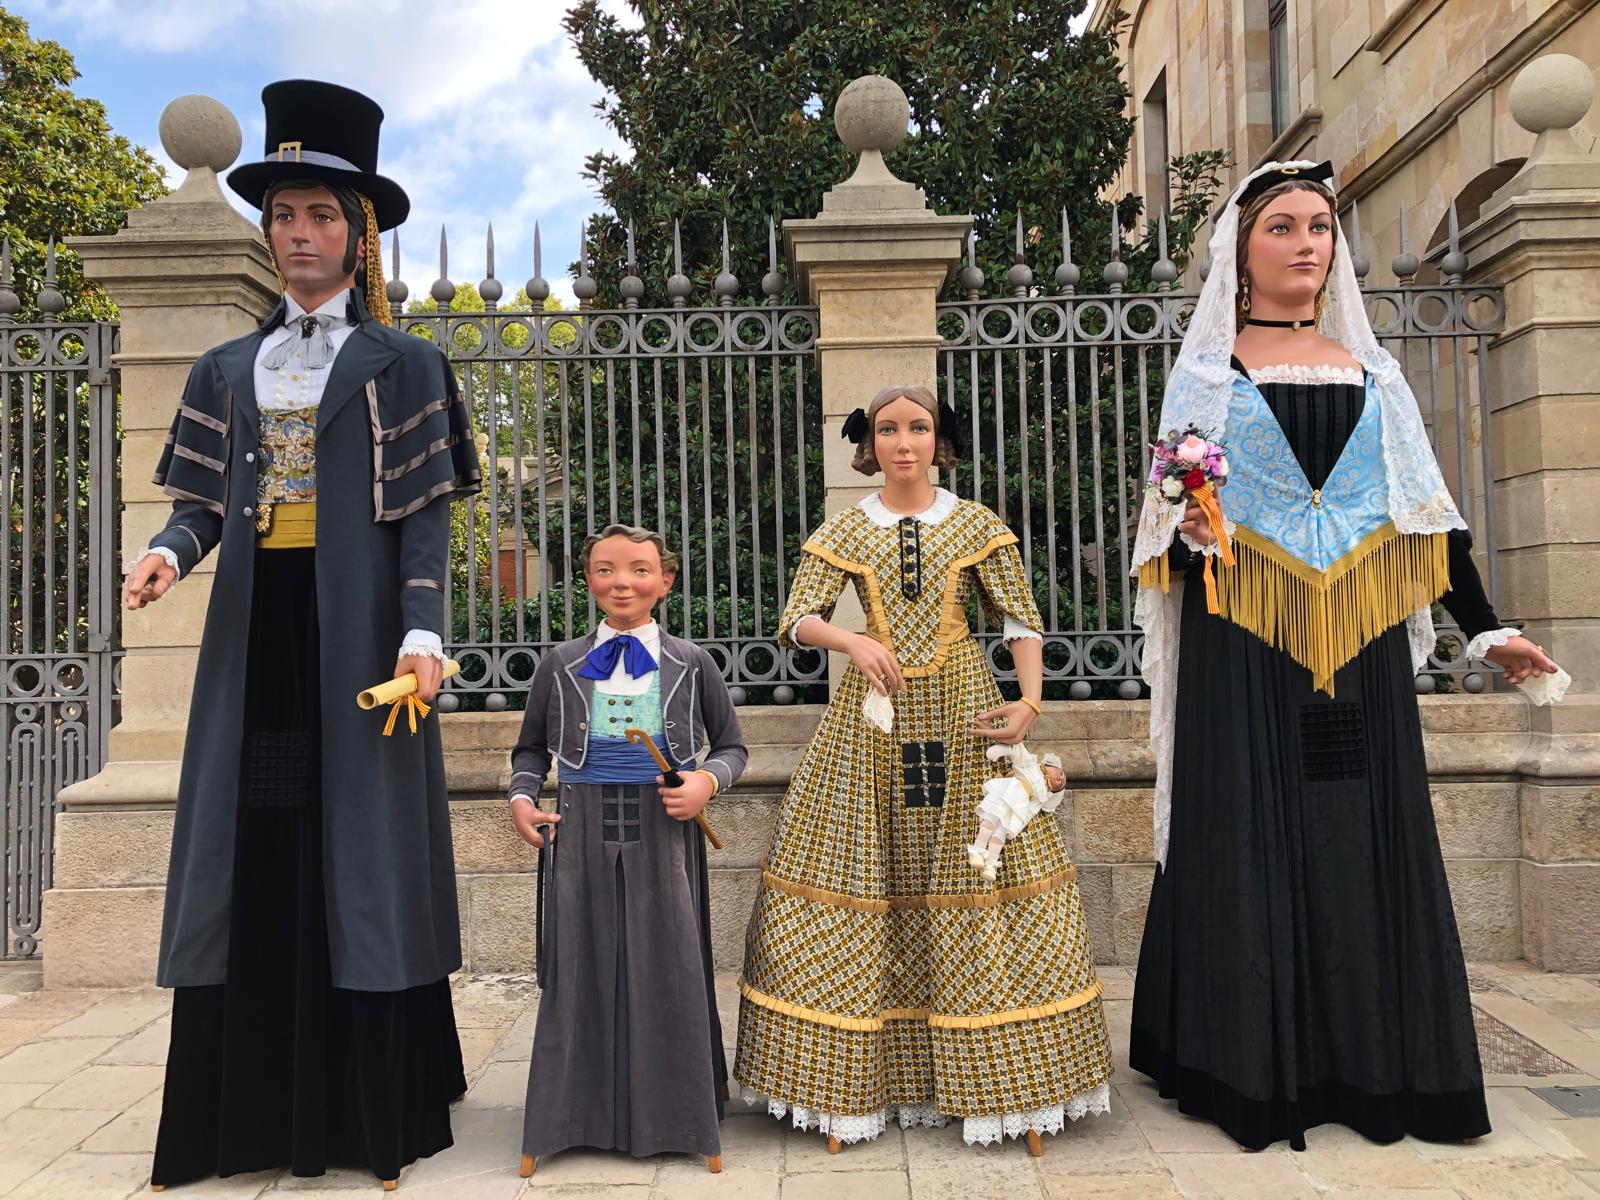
[781,76,971,686]
[43,97,278,988]
[1458,54,1600,971]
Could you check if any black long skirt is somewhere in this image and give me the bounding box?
[1129,579,1490,1151]
[151,547,466,1186]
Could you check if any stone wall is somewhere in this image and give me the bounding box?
[43,693,1596,987]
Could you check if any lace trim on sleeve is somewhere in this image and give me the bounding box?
[1465,626,1520,661]
[140,545,182,580]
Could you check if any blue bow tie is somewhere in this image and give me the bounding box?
[576,632,658,681]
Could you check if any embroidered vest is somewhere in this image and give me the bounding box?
[1155,374,1449,695]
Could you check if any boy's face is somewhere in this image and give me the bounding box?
[1043,764,1066,792]
[586,535,675,627]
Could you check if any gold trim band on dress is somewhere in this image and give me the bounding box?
[738,977,1104,1033]
[759,864,1077,913]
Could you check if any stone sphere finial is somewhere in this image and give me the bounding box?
[1510,54,1594,135]
[834,76,910,156]
[159,95,242,174]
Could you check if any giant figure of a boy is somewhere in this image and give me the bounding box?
[124,80,481,1190]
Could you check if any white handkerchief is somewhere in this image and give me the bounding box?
[1518,666,1571,706]
[863,687,894,734]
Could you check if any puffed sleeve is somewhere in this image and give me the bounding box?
[776,543,851,650]
[973,530,1045,639]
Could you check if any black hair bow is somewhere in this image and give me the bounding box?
[842,407,870,445]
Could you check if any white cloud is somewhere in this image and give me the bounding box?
[19,0,637,305]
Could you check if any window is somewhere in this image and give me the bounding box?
[1142,72,1170,215]
[1269,0,1292,137]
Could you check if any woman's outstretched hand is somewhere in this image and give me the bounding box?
[972,700,1037,746]
[1483,636,1560,686]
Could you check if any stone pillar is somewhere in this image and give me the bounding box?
[42,97,279,987]
[783,77,971,685]
[1459,54,1600,972]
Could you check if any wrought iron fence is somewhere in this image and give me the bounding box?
[395,225,827,709]
[938,206,1506,697]
[0,243,121,959]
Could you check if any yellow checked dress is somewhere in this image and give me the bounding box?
[734,490,1111,1145]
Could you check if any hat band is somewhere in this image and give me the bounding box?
[272,145,362,173]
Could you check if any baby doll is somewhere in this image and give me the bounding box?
[966,742,1067,881]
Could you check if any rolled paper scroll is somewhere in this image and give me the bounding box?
[356,659,463,710]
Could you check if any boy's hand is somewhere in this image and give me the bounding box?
[510,795,560,847]
[657,771,714,822]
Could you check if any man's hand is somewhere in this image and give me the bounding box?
[396,654,444,703]
[658,771,715,822]
[125,552,178,610]
[510,795,561,848]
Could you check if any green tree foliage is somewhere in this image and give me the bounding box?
[0,7,167,320]
[564,0,1212,305]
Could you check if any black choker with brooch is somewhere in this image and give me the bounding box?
[1245,317,1318,331]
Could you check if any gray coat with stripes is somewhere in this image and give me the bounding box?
[147,290,481,991]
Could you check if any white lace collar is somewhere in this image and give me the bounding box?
[1246,363,1365,387]
[859,487,959,529]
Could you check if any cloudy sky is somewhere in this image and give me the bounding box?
[13,0,633,305]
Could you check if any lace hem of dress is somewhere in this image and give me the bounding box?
[741,1083,1110,1146]
[1465,626,1520,661]
[1247,363,1365,387]
[859,487,959,529]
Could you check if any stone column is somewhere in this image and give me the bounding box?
[783,77,971,685]
[1459,54,1600,972]
[42,97,279,987]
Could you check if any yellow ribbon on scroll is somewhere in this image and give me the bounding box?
[356,659,463,736]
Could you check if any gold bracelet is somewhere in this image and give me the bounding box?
[695,768,721,797]
[1019,696,1042,716]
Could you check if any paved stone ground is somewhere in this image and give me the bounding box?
[2,961,1600,1198]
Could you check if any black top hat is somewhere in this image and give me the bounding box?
[227,80,409,231]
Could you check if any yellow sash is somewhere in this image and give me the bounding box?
[257,501,317,549]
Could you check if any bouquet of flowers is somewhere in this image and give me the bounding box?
[1147,428,1235,612]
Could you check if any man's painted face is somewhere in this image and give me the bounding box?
[269,185,360,297]
[585,535,675,625]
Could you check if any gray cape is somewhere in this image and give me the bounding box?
[148,290,481,992]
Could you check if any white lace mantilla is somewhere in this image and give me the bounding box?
[1247,363,1365,387]
[742,1083,1110,1146]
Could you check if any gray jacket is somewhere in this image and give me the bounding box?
[509,630,748,799]
[150,290,480,992]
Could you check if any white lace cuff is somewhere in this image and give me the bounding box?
[140,545,182,581]
[1464,626,1520,661]
[1003,616,1042,643]
[398,630,446,663]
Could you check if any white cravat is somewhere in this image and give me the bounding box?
[254,291,358,411]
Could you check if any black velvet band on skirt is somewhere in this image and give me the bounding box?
[1129,578,1490,1152]
[151,547,466,1186]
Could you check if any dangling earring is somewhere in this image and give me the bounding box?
[1240,275,1252,314]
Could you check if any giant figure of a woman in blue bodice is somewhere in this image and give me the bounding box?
[1127,160,1562,1151]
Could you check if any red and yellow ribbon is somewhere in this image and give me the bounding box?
[382,694,432,736]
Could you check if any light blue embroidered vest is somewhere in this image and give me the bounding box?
[1209,373,1449,695]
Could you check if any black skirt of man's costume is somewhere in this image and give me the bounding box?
[522,777,727,1159]
[1129,374,1490,1151]
[151,548,466,1186]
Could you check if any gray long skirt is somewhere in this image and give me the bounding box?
[522,779,726,1159]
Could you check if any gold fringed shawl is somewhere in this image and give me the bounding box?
[1141,522,1450,695]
